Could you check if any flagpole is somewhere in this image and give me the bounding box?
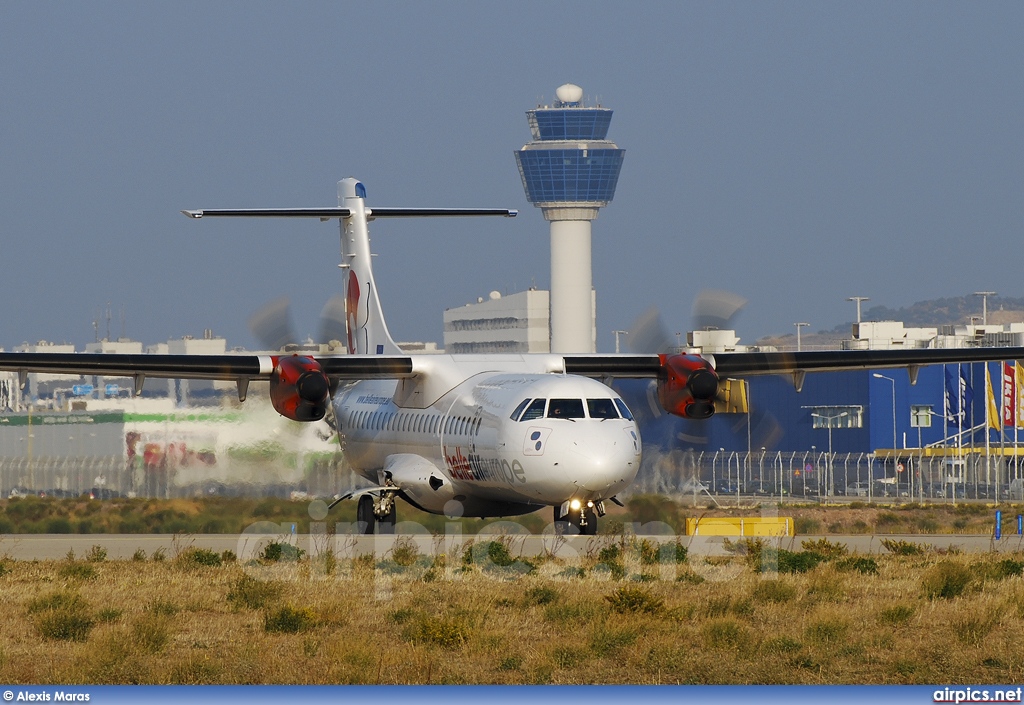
[985,363,991,486]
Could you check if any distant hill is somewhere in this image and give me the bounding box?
[825,295,1024,333]
[756,294,1024,348]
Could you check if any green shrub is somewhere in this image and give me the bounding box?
[751,579,797,603]
[177,548,222,568]
[881,538,927,555]
[597,544,621,563]
[757,548,825,574]
[605,586,664,614]
[795,517,821,534]
[0,560,10,577]
[589,626,637,656]
[498,655,523,671]
[800,538,848,558]
[97,607,122,623]
[404,614,468,648]
[543,601,597,623]
[805,618,848,644]
[151,547,166,562]
[593,561,626,580]
[131,548,147,562]
[262,542,305,562]
[27,589,88,615]
[835,556,879,575]
[524,585,559,606]
[45,518,72,534]
[85,545,107,562]
[703,618,749,649]
[391,538,420,567]
[131,612,171,652]
[264,605,316,634]
[150,599,179,616]
[34,608,95,642]
[922,561,974,599]
[878,605,915,625]
[226,575,282,611]
[221,550,237,563]
[58,562,97,581]
[28,589,94,642]
[976,558,1024,581]
[462,540,533,575]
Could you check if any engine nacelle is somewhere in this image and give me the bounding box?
[658,353,719,420]
[269,355,331,422]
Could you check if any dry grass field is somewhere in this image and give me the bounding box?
[1,537,1024,685]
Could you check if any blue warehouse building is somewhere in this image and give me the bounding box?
[616,361,1023,498]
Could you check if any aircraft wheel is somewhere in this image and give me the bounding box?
[356,495,375,535]
[377,500,397,535]
[554,506,581,536]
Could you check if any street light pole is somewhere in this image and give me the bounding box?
[612,330,628,354]
[812,411,849,496]
[974,291,997,326]
[874,373,898,492]
[847,296,870,324]
[794,322,810,352]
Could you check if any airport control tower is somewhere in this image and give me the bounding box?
[515,84,624,353]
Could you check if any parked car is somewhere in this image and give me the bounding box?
[844,482,870,497]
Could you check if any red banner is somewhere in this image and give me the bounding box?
[1004,362,1015,427]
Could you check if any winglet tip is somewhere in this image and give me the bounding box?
[181,210,203,219]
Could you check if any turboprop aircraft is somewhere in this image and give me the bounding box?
[3,177,1024,535]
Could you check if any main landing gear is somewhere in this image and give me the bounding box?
[356,492,397,535]
[554,499,604,536]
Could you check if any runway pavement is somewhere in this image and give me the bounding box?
[0,532,1021,561]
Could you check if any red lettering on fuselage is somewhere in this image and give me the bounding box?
[444,446,475,481]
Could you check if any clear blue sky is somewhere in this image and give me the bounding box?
[2,2,1022,351]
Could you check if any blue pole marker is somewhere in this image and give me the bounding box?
[995,510,1002,540]
[1018,514,1022,535]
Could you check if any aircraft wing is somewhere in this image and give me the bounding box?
[0,352,415,386]
[563,346,1024,379]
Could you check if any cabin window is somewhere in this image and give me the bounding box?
[520,398,546,421]
[588,399,619,419]
[614,399,634,421]
[510,399,531,421]
[548,399,585,419]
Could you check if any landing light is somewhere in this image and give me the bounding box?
[570,499,582,511]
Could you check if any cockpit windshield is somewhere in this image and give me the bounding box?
[519,398,547,421]
[510,399,531,421]
[587,398,619,419]
[547,399,586,419]
[614,398,634,421]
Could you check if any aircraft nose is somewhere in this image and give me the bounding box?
[563,430,639,495]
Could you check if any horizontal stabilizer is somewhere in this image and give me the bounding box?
[182,208,516,219]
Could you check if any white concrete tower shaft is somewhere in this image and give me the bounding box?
[549,217,595,353]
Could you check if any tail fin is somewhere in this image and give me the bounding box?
[338,178,403,355]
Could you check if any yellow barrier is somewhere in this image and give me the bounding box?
[685,516,794,537]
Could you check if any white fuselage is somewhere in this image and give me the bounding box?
[334,364,640,518]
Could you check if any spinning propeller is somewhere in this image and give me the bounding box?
[626,290,747,420]
[247,296,348,423]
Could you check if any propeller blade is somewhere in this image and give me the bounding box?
[317,294,347,348]
[691,289,747,332]
[627,306,675,354]
[249,297,297,352]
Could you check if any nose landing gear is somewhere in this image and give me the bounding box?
[553,498,602,536]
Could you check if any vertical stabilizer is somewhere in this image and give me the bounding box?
[339,178,403,356]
